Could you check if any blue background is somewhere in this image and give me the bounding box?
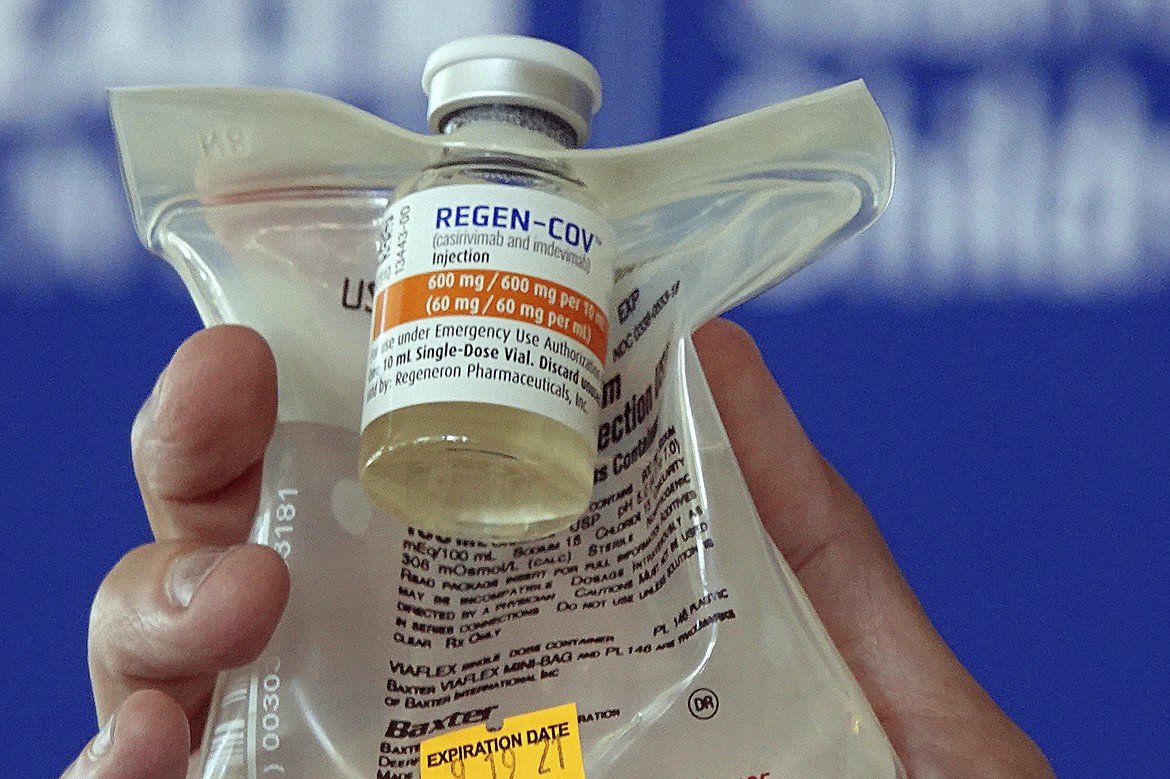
[2,1,1167,776]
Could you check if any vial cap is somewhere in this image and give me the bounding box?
[422,35,602,146]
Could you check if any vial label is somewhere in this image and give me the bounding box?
[362,184,614,440]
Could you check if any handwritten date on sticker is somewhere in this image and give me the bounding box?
[419,702,585,779]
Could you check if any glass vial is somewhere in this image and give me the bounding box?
[359,36,613,542]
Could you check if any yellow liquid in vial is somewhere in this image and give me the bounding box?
[359,401,595,542]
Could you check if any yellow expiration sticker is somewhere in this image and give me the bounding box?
[419,702,585,779]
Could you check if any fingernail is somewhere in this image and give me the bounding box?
[130,367,168,449]
[167,547,237,609]
[87,712,116,761]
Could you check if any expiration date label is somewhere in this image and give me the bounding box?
[419,702,585,779]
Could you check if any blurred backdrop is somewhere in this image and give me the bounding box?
[2,1,1167,776]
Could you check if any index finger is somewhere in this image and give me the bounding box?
[693,318,1052,775]
[131,325,277,544]
[693,318,964,691]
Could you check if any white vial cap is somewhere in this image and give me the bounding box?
[422,35,603,145]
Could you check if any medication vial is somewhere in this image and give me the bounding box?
[359,36,614,541]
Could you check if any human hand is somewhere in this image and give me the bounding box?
[694,318,1055,778]
[62,326,289,778]
[64,320,1054,777]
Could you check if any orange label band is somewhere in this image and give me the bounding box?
[372,269,609,363]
